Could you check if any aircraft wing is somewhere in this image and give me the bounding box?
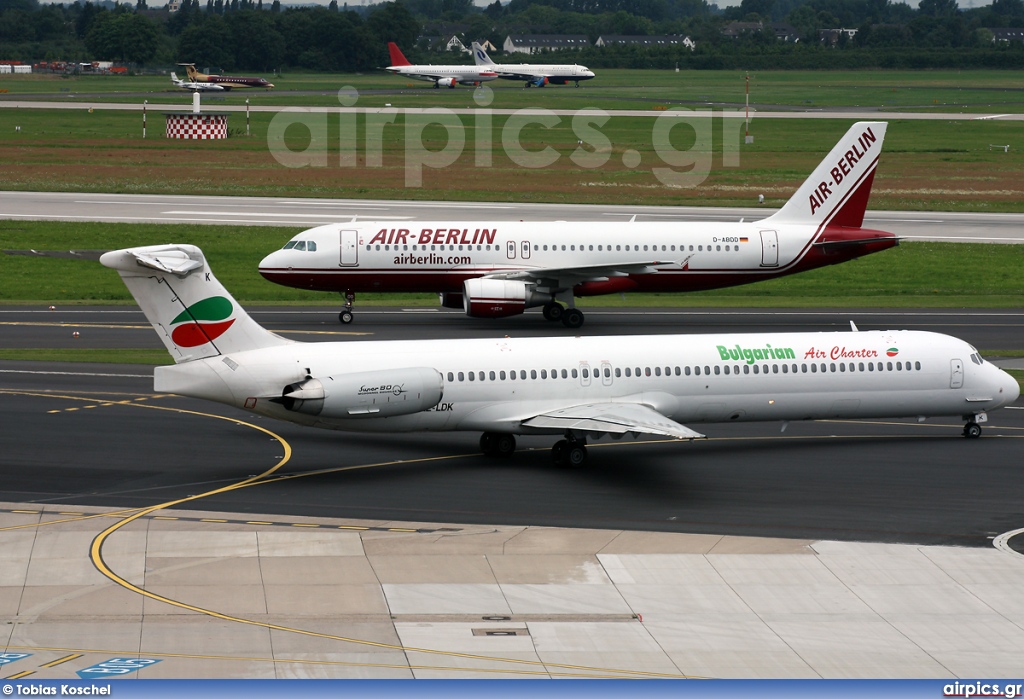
[522,402,705,440]
[484,259,684,285]
[491,69,543,81]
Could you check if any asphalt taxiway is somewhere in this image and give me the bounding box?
[2,306,1023,546]
[3,308,1024,679]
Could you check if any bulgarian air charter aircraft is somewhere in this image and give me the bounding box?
[259,122,897,328]
[103,243,1018,466]
[471,41,595,87]
[384,42,498,88]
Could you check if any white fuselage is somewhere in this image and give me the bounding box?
[386,65,499,85]
[155,329,1018,435]
[258,219,889,296]
[493,63,595,83]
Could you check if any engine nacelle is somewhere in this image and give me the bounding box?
[439,291,464,309]
[437,77,457,88]
[463,278,540,318]
[277,367,443,419]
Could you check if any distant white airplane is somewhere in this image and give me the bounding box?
[385,42,498,88]
[102,243,1018,465]
[170,72,225,92]
[260,122,897,328]
[471,41,595,87]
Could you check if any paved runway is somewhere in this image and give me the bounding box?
[3,191,1024,243]
[4,99,1024,122]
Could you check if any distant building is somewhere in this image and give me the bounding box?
[722,21,800,42]
[444,35,467,52]
[596,35,695,50]
[167,0,181,11]
[722,21,763,38]
[819,28,858,46]
[475,39,498,52]
[988,28,1024,43]
[503,35,590,54]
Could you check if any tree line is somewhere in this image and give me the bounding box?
[0,0,1022,71]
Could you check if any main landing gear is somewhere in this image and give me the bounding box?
[480,432,516,457]
[478,432,590,466]
[542,302,585,329]
[551,434,587,466]
[338,290,355,324]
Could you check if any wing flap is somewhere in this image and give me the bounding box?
[523,402,705,440]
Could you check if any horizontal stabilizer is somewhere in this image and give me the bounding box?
[523,402,705,440]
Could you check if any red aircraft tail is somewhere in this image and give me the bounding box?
[387,42,412,67]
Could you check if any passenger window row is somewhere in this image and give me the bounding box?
[444,361,922,383]
[365,243,743,253]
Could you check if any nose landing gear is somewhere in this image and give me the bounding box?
[338,290,355,324]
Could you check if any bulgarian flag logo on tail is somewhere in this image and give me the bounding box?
[170,296,235,347]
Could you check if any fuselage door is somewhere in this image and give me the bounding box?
[579,362,591,387]
[950,358,964,389]
[340,230,358,267]
[507,240,516,260]
[760,230,779,267]
[522,241,531,260]
[600,361,613,387]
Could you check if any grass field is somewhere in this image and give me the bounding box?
[3,69,1024,112]
[3,220,1023,307]
[2,110,1022,210]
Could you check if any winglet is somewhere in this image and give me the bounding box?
[765,122,887,230]
[387,42,412,67]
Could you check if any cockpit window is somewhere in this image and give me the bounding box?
[294,241,306,251]
[970,352,984,365]
[307,241,317,251]
[283,241,297,250]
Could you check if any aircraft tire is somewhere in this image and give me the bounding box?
[551,440,568,464]
[339,310,354,324]
[542,303,563,322]
[963,422,982,439]
[480,432,498,455]
[562,309,584,329]
[494,434,516,457]
[566,444,587,466]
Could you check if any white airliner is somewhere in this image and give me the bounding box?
[102,243,1018,466]
[170,72,226,93]
[471,41,595,87]
[385,42,498,89]
[259,122,897,328]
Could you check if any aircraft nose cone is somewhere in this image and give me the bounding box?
[1002,369,1021,406]
[258,250,282,275]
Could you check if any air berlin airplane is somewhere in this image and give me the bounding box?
[103,243,1018,466]
[259,122,897,328]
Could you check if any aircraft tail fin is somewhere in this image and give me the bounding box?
[170,72,179,82]
[100,244,291,364]
[387,42,412,67]
[471,42,495,65]
[764,121,887,229]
